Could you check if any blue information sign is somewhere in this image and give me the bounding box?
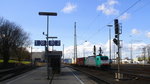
[40,40,46,46]
[49,40,55,46]
[34,40,41,46]
[54,40,61,46]
[34,40,61,46]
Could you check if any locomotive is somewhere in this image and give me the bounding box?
[76,55,110,68]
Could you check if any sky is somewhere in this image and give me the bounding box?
[0,0,150,59]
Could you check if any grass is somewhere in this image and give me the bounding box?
[0,59,31,64]
[0,59,3,63]
[21,61,31,64]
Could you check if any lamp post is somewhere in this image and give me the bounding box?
[39,12,57,51]
[39,12,57,79]
[30,46,32,65]
[63,44,64,63]
[130,36,133,63]
[107,25,113,62]
[83,41,87,57]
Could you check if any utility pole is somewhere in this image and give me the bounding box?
[107,25,113,61]
[129,35,133,63]
[114,44,116,64]
[63,44,64,63]
[83,48,85,57]
[31,47,32,65]
[99,47,103,56]
[143,47,146,64]
[83,41,87,57]
[148,46,150,63]
[131,41,133,63]
[93,45,96,56]
[74,22,77,64]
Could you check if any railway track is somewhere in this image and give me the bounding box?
[111,64,150,80]
[70,64,150,84]
[0,65,36,81]
[70,65,112,84]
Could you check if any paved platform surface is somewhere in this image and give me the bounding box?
[1,67,49,84]
[51,66,97,84]
[1,66,97,84]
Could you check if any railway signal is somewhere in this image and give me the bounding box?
[113,19,122,80]
[93,45,96,56]
[114,19,119,35]
[113,38,119,45]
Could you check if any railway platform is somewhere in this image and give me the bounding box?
[1,65,97,84]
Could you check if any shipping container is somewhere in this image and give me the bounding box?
[76,57,85,65]
[64,58,72,64]
[85,56,96,66]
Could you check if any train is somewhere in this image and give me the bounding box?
[63,58,72,64]
[64,55,110,68]
[76,55,110,68]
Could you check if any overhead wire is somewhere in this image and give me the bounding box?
[76,14,101,45]
[132,0,150,14]
[79,14,100,39]
[81,0,142,44]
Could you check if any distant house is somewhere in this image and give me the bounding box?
[133,58,139,64]
[32,52,45,62]
[122,58,131,64]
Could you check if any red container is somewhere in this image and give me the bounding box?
[76,57,85,65]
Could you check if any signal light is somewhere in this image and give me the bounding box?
[113,38,119,45]
[114,19,119,34]
[115,35,118,38]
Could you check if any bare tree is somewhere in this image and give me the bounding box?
[147,45,150,63]
[0,17,31,67]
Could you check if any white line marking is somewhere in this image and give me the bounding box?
[68,67,84,84]
[6,69,37,84]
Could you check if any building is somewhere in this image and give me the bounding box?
[32,52,45,62]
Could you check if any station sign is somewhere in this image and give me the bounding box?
[49,40,55,46]
[34,40,46,46]
[40,40,47,46]
[54,40,61,46]
[34,40,61,46]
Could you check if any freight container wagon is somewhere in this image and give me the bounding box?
[64,58,72,64]
[85,56,96,66]
[76,57,85,65]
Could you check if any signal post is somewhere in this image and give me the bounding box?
[113,19,123,81]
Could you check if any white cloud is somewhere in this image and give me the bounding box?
[119,13,130,20]
[108,0,118,5]
[26,47,43,52]
[64,42,94,58]
[64,41,113,58]
[97,0,119,15]
[64,40,148,59]
[131,29,140,35]
[61,2,77,13]
[146,32,150,38]
[128,43,146,51]
[120,42,147,59]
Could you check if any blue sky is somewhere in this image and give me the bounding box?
[1,0,150,59]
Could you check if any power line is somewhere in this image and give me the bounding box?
[81,14,100,38]
[116,0,141,19]
[132,0,150,13]
[82,0,142,44]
